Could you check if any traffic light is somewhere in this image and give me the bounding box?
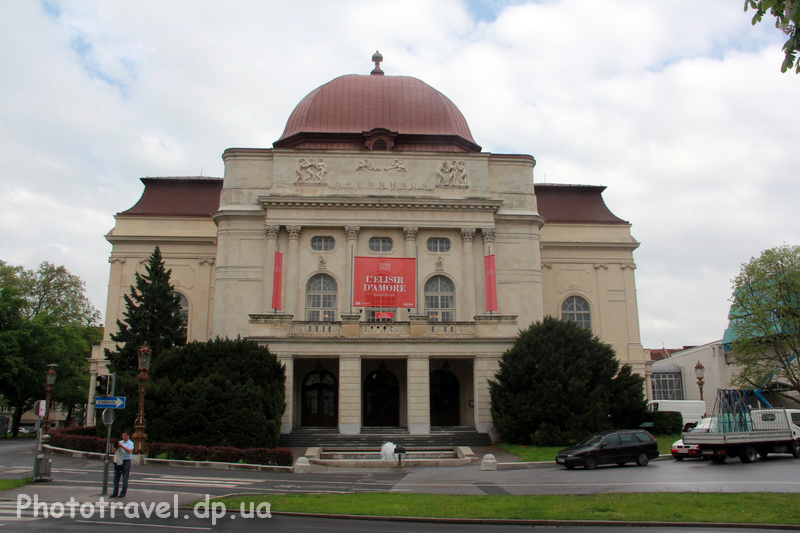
[95,375,109,396]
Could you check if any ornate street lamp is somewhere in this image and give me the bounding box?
[42,364,58,434]
[132,342,152,454]
[694,361,705,401]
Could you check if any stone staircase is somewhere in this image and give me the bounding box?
[279,426,491,448]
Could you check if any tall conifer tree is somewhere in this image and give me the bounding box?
[106,246,186,373]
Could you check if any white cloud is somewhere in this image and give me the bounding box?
[0,0,798,349]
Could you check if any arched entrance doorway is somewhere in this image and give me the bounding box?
[430,365,460,426]
[301,364,337,427]
[363,362,400,427]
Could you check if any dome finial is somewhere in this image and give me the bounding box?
[371,50,384,76]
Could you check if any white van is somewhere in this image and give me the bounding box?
[647,400,706,430]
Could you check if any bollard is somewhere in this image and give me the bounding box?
[394,445,406,468]
[481,453,497,471]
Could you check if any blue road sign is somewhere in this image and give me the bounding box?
[95,396,126,409]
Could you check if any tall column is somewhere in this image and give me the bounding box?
[460,228,476,321]
[339,355,361,435]
[474,355,499,436]
[407,355,430,434]
[403,226,418,318]
[286,226,301,317]
[278,355,293,434]
[344,226,360,315]
[263,225,280,311]
[481,227,496,314]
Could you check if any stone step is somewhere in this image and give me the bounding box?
[279,430,491,448]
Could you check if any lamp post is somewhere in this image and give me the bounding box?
[42,364,58,434]
[132,343,152,455]
[694,361,705,401]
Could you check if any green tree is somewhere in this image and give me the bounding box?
[145,338,286,449]
[103,246,187,433]
[745,0,800,73]
[489,317,646,446]
[106,246,186,374]
[0,260,100,326]
[0,260,99,436]
[729,245,800,400]
[609,364,649,430]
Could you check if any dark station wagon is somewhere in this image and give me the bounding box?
[555,429,660,470]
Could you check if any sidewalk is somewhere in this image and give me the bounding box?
[1,483,203,508]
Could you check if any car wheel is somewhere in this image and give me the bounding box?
[710,455,726,464]
[584,456,598,470]
[635,452,649,466]
[565,464,575,470]
[617,462,626,466]
[740,445,758,464]
[792,441,800,458]
[673,456,684,461]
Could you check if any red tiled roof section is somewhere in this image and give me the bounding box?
[275,74,479,151]
[117,177,222,217]
[535,184,627,224]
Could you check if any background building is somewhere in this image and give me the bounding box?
[102,57,648,443]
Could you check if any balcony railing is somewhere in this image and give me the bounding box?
[292,321,341,337]
[427,322,476,336]
[359,322,410,337]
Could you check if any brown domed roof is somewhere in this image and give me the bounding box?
[274,73,481,152]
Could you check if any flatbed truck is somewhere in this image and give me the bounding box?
[683,406,800,463]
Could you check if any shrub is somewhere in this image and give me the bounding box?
[648,411,683,435]
[48,430,107,453]
[49,429,294,466]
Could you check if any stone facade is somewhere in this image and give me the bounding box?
[101,66,648,441]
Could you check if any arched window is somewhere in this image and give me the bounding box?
[306,274,337,321]
[561,295,591,329]
[425,275,455,322]
[173,291,189,339]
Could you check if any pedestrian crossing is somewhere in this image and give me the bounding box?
[0,500,42,525]
[137,473,259,489]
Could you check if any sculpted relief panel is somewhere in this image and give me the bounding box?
[289,157,472,191]
[437,160,468,187]
[295,158,328,184]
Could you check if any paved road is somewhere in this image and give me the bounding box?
[2,439,800,531]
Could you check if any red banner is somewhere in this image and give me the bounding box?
[272,252,283,310]
[484,254,498,312]
[353,257,416,308]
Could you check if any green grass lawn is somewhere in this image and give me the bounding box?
[212,492,800,525]
[0,478,30,491]
[496,434,680,462]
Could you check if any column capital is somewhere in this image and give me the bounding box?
[481,227,496,242]
[460,228,476,242]
[286,226,301,240]
[345,226,360,240]
[264,224,280,239]
[403,226,419,241]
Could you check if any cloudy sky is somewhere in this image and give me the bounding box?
[1,0,797,349]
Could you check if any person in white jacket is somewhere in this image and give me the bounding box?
[110,431,134,498]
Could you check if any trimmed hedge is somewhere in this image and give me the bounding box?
[647,411,683,435]
[48,428,293,466]
[49,431,107,453]
[148,442,293,466]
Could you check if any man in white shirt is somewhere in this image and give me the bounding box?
[110,431,134,498]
